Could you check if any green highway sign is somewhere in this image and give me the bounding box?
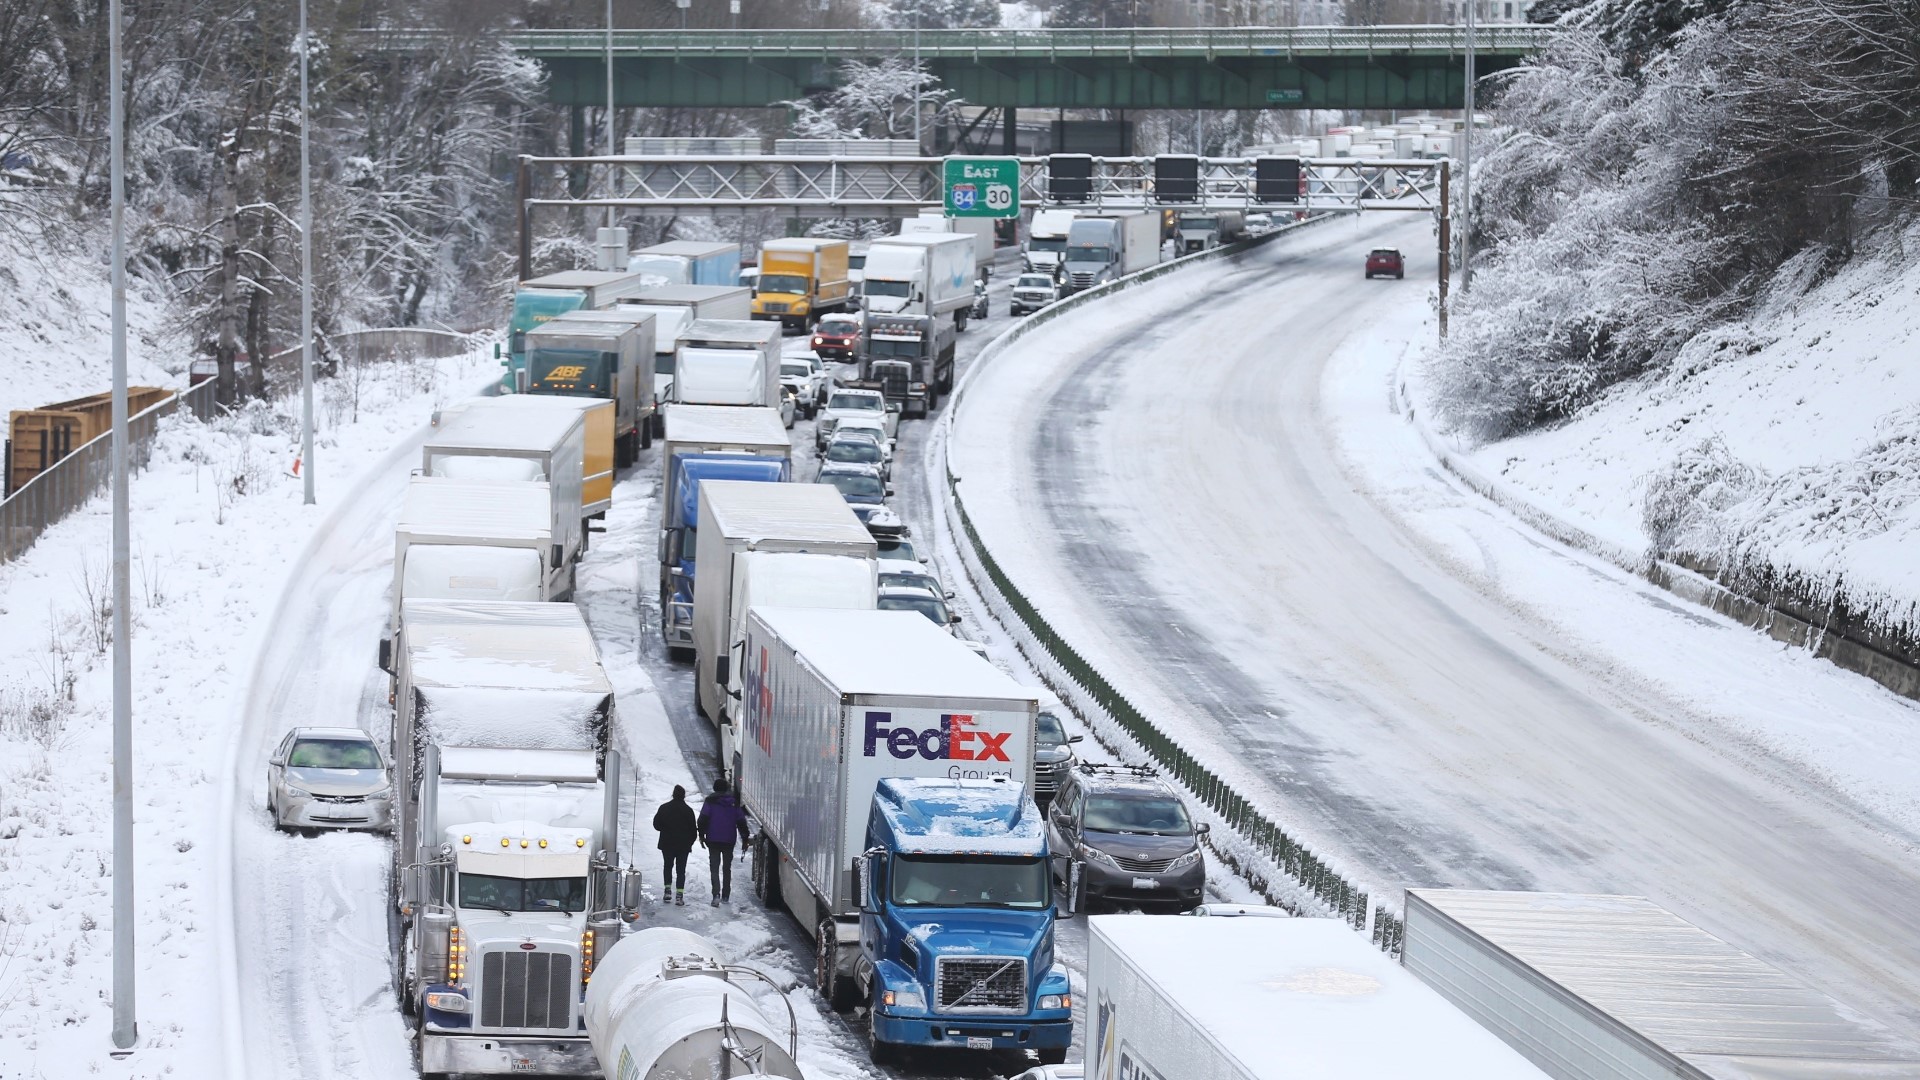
[943,157,1021,219]
[1266,88,1305,104]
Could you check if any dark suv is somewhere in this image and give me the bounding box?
[1365,247,1405,279]
[1045,763,1206,912]
[1031,699,1082,806]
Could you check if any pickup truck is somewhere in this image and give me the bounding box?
[1009,273,1059,316]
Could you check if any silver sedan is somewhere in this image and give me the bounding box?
[266,726,393,833]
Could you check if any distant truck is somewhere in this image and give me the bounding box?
[862,233,976,330]
[693,481,877,772]
[904,211,996,280]
[628,241,742,287]
[434,395,617,523]
[505,269,661,391]
[617,284,753,435]
[1175,209,1246,255]
[851,312,955,417]
[389,599,635,1079]
[524,309,657,462]
[657,405,792,655]
[1060,211,1159,295]
[420,405,585,565]
[668,319,782,408]
[1402,890,1920,1080]
[737,607,1065,1064]
[1086,913,1553,1080]
[1022,208,1077,278]
[751,238,851,329]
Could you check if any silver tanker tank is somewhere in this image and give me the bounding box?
[584,926,804,1080]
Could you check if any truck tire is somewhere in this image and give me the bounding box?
[639,417,653,450]
[955,311,969,332]
[754,834,782,908]
[817,917,857,1012]
[867,989,901,1067]
[652,412,666,439]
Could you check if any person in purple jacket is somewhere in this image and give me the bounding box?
[697,777,752,905]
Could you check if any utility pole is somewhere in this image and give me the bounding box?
[913,5,923,151]
[108,0,137,1049]
[300,0,315,507]
[605,0,616,230]
[1460,0,1475,293]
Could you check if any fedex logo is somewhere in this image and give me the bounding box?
[862,711,1010,762]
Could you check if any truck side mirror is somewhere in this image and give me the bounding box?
[378,638,393,675]
[493,342,502,360]
[551,544,565,570]
[715,655,730,686]
[657,531,669,563]
[1062,859,1082,917]
[855,856,871,910]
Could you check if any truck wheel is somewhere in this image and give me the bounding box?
[652,412,666,439]
[639,419,653,450]
[867,989,901,1068]
[817,918,856,1012]
[754,835,782,908]
[955,312,969,332]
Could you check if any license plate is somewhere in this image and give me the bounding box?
[966,1036,994,1051]
[1133,877,1158,890]
[511,1059,537,1073]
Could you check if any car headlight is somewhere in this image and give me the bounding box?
[1077,843,1118,868]
[282,783,311,799]
[424,990,469,1013]
[882,989,925,1011]
[1038,993,1071,1010]
[1168,848,1203,872]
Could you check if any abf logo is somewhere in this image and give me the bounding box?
[546,364,587,379]
[862,711,1010,762]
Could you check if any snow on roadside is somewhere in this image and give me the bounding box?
[0,350,493,1077]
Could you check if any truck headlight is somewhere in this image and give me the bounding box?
[1168,848,1202,872]
[424,990,469,1013]
[1038,994,1070,1010]
[882,989,925,1011]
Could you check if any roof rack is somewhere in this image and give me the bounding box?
[1076,761,1158,780]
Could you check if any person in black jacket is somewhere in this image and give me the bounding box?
[653,785,698,906]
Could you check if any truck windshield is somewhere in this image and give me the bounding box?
[1179,217,1217,231]
[891,854,1050,909]
[864,279,911,298]
[529,348,615,397]
[759,273,809,294]
[1084,794,1193,836]
[867,337,922,359]
[1029,237,1066,251]
[459,873,588,913]
[1069,247,1112,263]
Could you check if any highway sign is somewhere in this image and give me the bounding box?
[943,157,1020,219]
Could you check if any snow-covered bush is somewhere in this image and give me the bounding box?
[1640,436,1762,562]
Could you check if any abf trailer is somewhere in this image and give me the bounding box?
[1087,914,1552,1080]
[524,308,658,461]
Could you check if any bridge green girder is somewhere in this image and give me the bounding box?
[383,26,1550,110]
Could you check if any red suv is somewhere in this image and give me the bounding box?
[1365,248,1405,279]
[810,314,861,360]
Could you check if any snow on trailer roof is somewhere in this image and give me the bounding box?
[1092,916,1553,1080]
[641,240,737,257]
[623,284,750,305]
[1406,891,1920,1080]
[530,310,653,337]
[439,746,598,783]
[523,269,655,290]
[398,477,552,541]
[663,403,790,448]
[399,599,611,694]
[700,480,874,547]
[874,777,1046,855]
[427,402,580,456]
[680,318,779,347]
[754,608,1038,703]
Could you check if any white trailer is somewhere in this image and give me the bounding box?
[617,285,753,430]
[862,233,976,328]
[736,608,1038,949]
[692,481,876,730]
[1087,914,1552,1080]
[1024,208,1077,276]
[1402,890,1920,1080]
[670,319,782,408]
[420,404,587,567]
[905,210,996,279]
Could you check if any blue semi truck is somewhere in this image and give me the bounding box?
[736,607,1071,1066]
[656,404,791,656]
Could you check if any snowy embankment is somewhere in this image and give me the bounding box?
[1434,223,1920,656]
[0,236,184,420]
[0,352,491,1076]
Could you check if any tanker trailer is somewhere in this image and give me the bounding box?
[584,926,804,1080]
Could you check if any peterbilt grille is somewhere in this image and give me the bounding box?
[935,956,1026,1013]
[1111,853,1175,873]
[479,949,574,1030]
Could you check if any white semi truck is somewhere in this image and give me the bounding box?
[1060,211,1160,295]
[390,599,635,1078]
[420,403,587,563]
[1086,913,1553,1080]
[1023,208,1077,277]
[903,211,996,279]
[861,233,976,330]
[692,481,878,774]
[669,319,783,408]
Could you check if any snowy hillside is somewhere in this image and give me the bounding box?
[1434,220,1920,636]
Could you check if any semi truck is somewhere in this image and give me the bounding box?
[389,598,634,1078]
[751,238,851,329]
[383,476,566,671]
[628,241,742,287]
[1086,914,1552,1080]
[617,284,753,434]
[524,309,657,462]
[506,269,662,391]
[1060,212,1159,295]
[657,405,792,655]
[850,313,955,417]
[1401,890,1920,1080]
[1175,209,1246,254]
[668,319,782,409]
[904,212,995,280]
[861,233,976,330]
[420,406,585,567]
[1022,208,1077,277]
[435,395,617,522]
[692,481,877,770]
[736,607,1065,1064]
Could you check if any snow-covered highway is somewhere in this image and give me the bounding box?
[949,215,1920,1036]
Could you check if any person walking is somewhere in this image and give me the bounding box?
[697,777,752,905]
[652,785,697,906]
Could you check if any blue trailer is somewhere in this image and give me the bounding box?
[656,405,791,655]
[631,242,742,288]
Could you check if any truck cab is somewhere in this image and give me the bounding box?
[857,777,1072,1064]
[854,313,955,417]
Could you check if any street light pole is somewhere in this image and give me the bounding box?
[1460,0,1475,293]
[605,0,616,230]
[300,0,315,507]
[108,0,137,1049]
[913,6,922,151]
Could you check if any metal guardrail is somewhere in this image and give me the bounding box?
[1,328,475,565]
[476,24,1556,58]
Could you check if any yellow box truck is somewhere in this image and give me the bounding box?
[751,238,850,329]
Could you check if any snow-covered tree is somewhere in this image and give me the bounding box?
[882,0,1003,29]
[782,58,964,141]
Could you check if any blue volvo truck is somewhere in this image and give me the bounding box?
[735,607,1071,1067]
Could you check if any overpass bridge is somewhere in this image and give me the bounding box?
[380,25,1552,111]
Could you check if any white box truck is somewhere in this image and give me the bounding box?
[692,481,877,766]
[383,476,567,670]
[862,233,976,329]
[420,406,585,571]
[1023,208,1077,276]
[1402,890,1920,1080]
[1087,914,1553,1080]
[617,285,753,434]
[669,319,782,408]
[904,211,995,279]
